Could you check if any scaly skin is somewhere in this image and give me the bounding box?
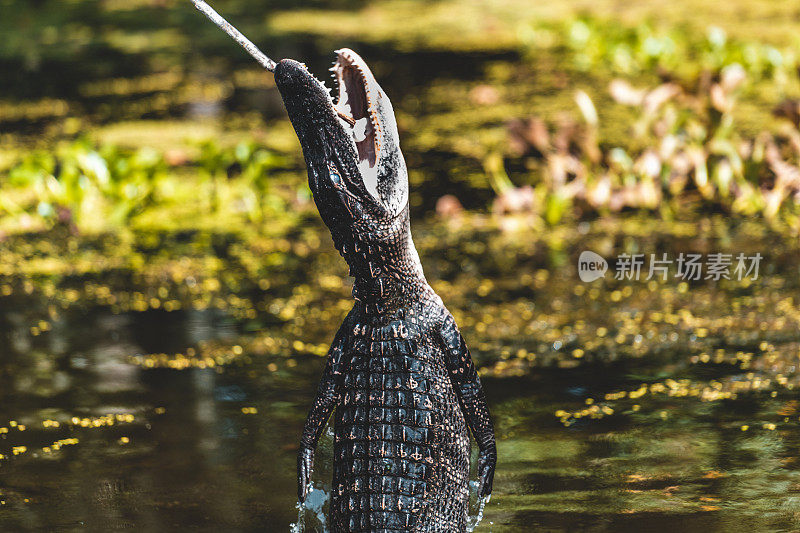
[275,49,496,532]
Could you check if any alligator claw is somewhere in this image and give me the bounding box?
[297,446,315,502]
[477,446,496,498]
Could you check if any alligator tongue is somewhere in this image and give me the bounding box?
[189,0,277,72]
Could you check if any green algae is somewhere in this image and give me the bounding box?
[2,215,800,530]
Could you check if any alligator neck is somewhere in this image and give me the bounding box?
[332,214,429,315]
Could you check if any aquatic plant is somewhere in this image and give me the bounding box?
[521,17,799,86]
[1,138,286,233]
[502,64,800,229]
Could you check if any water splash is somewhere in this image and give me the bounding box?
[289,501,305,533]
[289,481,330,532]
[467,494,491,532]
[292,480,489,531]
[467,480,491,532]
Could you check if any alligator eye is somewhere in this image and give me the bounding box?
[328,165,342,186]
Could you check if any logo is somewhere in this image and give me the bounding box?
[576,251,762,282]
[578,251,608,282]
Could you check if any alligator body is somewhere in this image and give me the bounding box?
[274,49,496,532]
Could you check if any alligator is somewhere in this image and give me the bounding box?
[274,49,497,532]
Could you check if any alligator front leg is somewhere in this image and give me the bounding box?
[438,312,497,499]
[297,311,354,502]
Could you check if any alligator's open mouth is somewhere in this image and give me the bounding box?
[331,49,381,197]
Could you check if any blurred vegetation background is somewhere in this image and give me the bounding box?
[3,0,800,232]
[3,1,800,531]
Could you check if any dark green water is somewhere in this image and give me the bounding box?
[2,217,800,532]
